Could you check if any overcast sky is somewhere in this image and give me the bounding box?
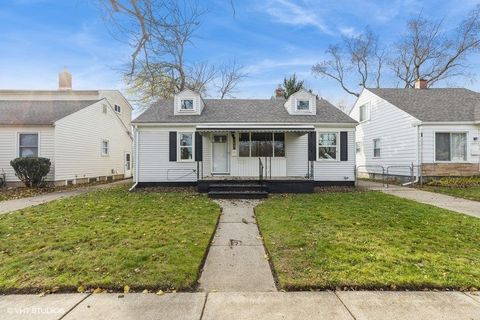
[1,0,479,109]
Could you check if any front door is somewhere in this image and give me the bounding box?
[212,135,229,174]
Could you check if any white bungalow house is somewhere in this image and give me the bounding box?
[0,69,133,186]
[351,79,480,181]
[131,88,357,197]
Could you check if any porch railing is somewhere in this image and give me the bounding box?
[258,158,264,182]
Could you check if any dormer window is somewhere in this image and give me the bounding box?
[174,89,203,115]
[181,99,194,110]
[296,100,310,111]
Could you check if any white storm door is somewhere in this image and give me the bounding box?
[212,135,229,174]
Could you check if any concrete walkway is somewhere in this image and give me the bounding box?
[359,180,480,218]
[198,199,276,292]
[0,179,132,215]
[1,291,479,320]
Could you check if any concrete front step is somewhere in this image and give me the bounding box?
[208,191,269,199]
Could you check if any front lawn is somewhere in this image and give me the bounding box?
[0,186,220,293]
[422,186,480,202]
[256,191,480,290]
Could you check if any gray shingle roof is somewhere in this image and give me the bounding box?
[0,100,101,125]
[367,88,480,122]
[133,98,356,124]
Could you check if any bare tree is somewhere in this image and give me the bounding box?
[215,60,248,99]
[312,28,385,97]
[391,7,480,88]
[102,0,209,104]
[186,62,217,95]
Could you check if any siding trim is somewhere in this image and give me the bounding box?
[169,132,177,162]
[308,131,316,161]
[340,131,348,161]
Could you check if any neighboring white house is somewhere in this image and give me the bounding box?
[0,69,133,186]
[351,79,480,180]
[131,88,357,197]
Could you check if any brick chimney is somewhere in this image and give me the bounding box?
[415,79,428,89]
[275,86,285,98]
[59,67,72,90]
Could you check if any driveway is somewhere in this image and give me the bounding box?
[0,179,132,215]
[358,180,480,218]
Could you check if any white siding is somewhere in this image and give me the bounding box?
[201,135,212,177]
[137,126,197,182]
[99,90,133,129]
[313,129,356,181]
[420,124,480,164]
[0,126,55,182]
[351,89,419,176]
[135,128,356,182]
[54,101,133,182]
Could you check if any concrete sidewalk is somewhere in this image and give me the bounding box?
[0,179,132,215]
[1,291,478,320]
[198,199,276,292]
[359,180,480,218]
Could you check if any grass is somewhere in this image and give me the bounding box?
[421,186,480,201]
[255,191,480,290]
[0,186,220,293]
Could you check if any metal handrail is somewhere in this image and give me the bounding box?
[258,158,264,182]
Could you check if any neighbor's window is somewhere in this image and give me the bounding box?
[238,132,285,157]
[318,133,338,160]
[19,133,38,157]
[102,140,109,156]
[356,142,361,154]
[435,132,467,162]
[359,104,369,122]
[114,104,121,113]
[179,132,193,160]
[296,100,310,111]
[181,99,194,110]
[373,138,381,158]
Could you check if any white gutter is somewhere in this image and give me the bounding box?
[403,123,422,186]
[129,125,139,191]
[132,122,358,128]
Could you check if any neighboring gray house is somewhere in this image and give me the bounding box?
[351,80,480,180]
[0,70,133,186]
[131,88,357,197]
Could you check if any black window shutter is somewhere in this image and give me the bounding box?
[340,131,348,161]
[195,132,203,161]
[169,132,177,162]
[308,131,316,161]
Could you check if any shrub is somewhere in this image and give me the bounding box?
[425,176,480,188]
[10,157,51,188]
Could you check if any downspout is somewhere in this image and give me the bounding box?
[403,123,422,186]
[129,125,139,191]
